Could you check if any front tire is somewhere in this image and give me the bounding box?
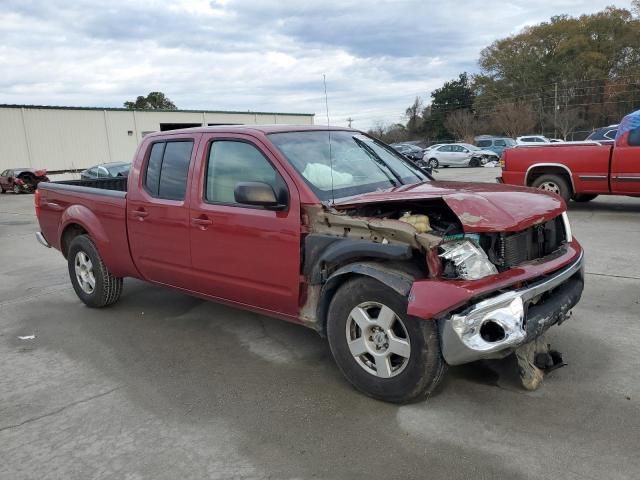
[13,185,21,194]
[469,158,480,167]
[531,174,571,203]
[327,277,445,403]
[68,235,123,308]
[427,158,439,169]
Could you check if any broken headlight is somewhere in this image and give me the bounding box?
[439,240,498,280]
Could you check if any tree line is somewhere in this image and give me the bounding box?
[370,4,640,143]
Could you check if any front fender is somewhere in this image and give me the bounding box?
[316,261,417,335]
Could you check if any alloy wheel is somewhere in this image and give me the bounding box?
[74,251,96,294]
[345,301,411,378]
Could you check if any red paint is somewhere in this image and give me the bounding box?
[501,131,640,196]
[36,125,585,324]
[334,181,565,232]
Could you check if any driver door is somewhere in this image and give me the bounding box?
[187,134,302,317]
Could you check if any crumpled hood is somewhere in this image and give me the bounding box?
[333,181,565,232]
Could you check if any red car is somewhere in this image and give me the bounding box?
[34,125,584,402]
[0,168,49,194]
[500,110,640,202]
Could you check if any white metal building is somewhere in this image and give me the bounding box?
[0,105,315,172]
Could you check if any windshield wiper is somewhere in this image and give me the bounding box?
[352,136,403,187]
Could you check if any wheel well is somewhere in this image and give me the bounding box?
[316,261,418,336]
[526,166,573,194]
[61,224,88,258]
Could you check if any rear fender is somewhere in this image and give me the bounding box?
[58,205,115,271]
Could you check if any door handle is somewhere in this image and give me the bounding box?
[132,209,149,220]
[192,217,213,228]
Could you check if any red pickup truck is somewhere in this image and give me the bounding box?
[35,125,584,402]
[500,109,640,202]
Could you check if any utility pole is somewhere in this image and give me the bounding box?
[554,83,558,138]
[347,117,353,128]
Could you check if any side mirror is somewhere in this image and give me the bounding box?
[234,182,286,210]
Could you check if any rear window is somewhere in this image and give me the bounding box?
[144,140,193,200]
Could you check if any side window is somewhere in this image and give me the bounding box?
[205,141,285,206]
[605,129,617,140]
[476,140,491,148]
[87,168,98,177]
[629,128,640,146]
[495,139,506,147]
[438,145,451,152]
[144,140,193,200]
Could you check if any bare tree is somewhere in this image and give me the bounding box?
[548,107,583,140]
[492,102,537,138]
[405,97,424,134]
[368,121,387,140]
[444,109,479,143]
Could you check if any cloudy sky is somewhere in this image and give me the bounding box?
[0,0,631,128]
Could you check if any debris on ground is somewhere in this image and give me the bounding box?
[515,336,566,391]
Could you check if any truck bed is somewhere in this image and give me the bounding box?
[36,177,135,277]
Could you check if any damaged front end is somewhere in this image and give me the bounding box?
[299,193,584,384]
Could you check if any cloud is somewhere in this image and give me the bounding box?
[0,0,628,129]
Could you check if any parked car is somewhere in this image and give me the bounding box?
[390,143,424,161]
[516,135,551,145]
[0,168,49,194]
[475,136,517,156]
[500,109,640,202]
[423,143,489,168]
[586,124,618,142]
[80,162,131,180]
[35,125,584,402]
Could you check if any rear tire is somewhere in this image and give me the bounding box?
[327,277,445,403]
[531,174,571,203]
[573,194,598,202]
[68,235,123,308]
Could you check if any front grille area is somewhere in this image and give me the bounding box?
[491,216,567,269]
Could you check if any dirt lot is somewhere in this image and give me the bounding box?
[1,169,639,480]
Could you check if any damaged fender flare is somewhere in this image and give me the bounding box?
[305,236,413,284]
[317,261,416,335]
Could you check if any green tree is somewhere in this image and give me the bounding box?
[474,7,640,130]
[424,73,475,140]
[124,92,178,110]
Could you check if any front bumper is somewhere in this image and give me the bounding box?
[438,250,584,365]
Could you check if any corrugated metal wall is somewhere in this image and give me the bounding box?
[0,107,314,172]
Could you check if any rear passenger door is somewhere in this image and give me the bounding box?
[127,134,200,286]
[187,134,302,317]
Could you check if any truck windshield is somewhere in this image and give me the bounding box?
[269,130,429,201]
